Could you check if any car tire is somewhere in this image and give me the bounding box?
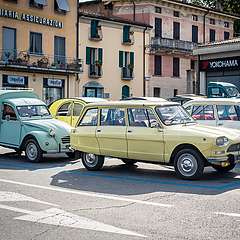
[212,163,236,173]
[25,139,43,163]
[121,159,137,165]
[174,148,204,180]
[82,152,104,171]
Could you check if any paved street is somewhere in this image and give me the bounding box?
[0,147,240,240]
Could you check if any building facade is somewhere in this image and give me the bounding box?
[0,0,81,105]
[78,12,151,100]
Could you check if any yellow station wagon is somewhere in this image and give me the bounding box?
[71,101,240,179]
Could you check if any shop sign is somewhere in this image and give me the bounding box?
[47,79,63,88]
[0,8,63,29]
[7,75,25,86]
[200,57,240,71]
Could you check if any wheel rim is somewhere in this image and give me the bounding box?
[177,153,198,177]
[84,153,98,167]
[26,143,38,161]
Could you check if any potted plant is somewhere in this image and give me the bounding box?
[37,56,49,68]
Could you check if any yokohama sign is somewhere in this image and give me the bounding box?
[200,57,240,71]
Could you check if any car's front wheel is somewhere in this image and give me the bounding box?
[212,162,236,173]
[82,153,104,171]
[25,139,43,163]
[174,149,204,180]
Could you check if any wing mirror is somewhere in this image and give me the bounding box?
[5,115,11,121]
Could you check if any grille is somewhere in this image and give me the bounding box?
[61,136,70,144]
[227,143,240,153]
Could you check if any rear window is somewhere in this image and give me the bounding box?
[217,105,239,121]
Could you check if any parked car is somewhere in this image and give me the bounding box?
[183,98,240,130]
[71,100,240,180]
[207,82,240,98]
[49,97,107,127]
[122,97,167,102]
[168,94,206,105]
[0,90,73,162]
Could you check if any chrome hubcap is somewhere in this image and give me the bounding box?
[177,153,197,177]
[26,143,38,161]
[84,153,98,167]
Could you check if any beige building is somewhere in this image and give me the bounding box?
[0,0,81,105]
[78,12,151,100]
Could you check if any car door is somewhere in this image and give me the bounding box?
[191,104,216,127]
[71,101,84,127]
[71,108,100,155]
[126,108,164,162]
[55,101,73,126]
[96,107,127,158]
[216,104,240,129]
[0,103,21,147]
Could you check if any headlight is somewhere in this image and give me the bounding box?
[216,136,229,146]
[49,128,56,137]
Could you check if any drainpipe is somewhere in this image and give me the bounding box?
[203,10,209,44]
[196,54,201,95]
[132,0,136,21]
[76,1,80,95]
[143,26,147,97]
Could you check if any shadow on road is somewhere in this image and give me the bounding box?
[50,160,240,196]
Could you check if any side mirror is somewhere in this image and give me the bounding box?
[5,115,10,121]
[150,121,161,129]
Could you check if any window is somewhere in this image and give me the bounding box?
[192,25,198,43]
[154,87,161,97]
[224,31,230,40]
[54,36,66,64]
[155,7,161,13]
[122,85,130,99]
[100,108,125,126]
[224,21,230,28]
[128,108,158,128]
[86,47,103,65]
[73,103,83,116]
[2,27,16,60]
[29,32,42,54]
[174,89,178,96]
[119,51,134,68]
[29,0,47,8]
[185,106,192,114]
[191,60,195,70]
[57,103,72,116]
[173,22,180,40]
[54,0,70,13]
[2,104,17,120]
[90,20,102,40]
[192,105,215,120]
[79,108,98,126]
[173,11,180,17]
[173,57,180,77]
[210,18,215,25]
[217,105,239,121]
[192,15,198,21]
[123,25,133,44]
[155,18,162,37]
[154,55,162,76]
[209,29,216,42]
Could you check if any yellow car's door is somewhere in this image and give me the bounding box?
[72,101,84,127]
[55,101,73,126]
[126,108,164,162]
[96,108,127,158]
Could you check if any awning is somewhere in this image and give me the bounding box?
[83,81,103,89]
[55,0,70,12]
[33,0,48,6]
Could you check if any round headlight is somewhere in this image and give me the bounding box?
[216,136,229,146]
[49,128,56,137]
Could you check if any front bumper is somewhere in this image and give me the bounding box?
[207,154,240,166]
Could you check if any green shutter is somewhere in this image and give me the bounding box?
[86,47,91,65]
[90,20,98,38]
[123,25,130,43]
[130,52,134,66]
[98,48,103,65]
[119,51,124,68]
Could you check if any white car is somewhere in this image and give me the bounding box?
[183,98,240,129]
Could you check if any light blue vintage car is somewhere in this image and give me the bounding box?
[0,90,73,162]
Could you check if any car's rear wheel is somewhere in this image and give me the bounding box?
[82,152,104,171]
[174,149,204,180]
[121,159,137,166]
[212,163,236,173]
[25,139,43,163]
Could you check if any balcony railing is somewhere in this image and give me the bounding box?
[0,50,83,73]
[149,37,198,53]
[89,64,102,78]
[121,67,133,80]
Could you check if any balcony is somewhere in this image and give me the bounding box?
[121,67,133,80]
[149,37,198,54]
[89,64,102,78]
[0,50,83,74]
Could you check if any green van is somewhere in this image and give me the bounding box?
[0,90,73,162]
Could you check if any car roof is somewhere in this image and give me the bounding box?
[184,98,240,105]
[209,82,236,87]
[6,98,45,106]
[0,89,39,100]
[122,97,167,101]
[85,100,180,107]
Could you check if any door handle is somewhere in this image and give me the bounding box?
[218,123,223,126]
[97,129,101,132]
[128,130,132,133]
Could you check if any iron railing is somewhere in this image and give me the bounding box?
[121,67,133,80]
[89,64,102,78]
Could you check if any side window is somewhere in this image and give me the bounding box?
[185,106,192,114]
[217,105,238,121]
[79,108,98,126]
[73,103,83,116]
[100,108,125,126]
[2,104,17,120]
[192,105,215,120]
[57,103,72,116]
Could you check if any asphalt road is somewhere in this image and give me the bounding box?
[0,147,239,240]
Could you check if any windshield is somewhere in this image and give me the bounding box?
[17,105,51,118]
[156,105,195,126]
[226,87,240,97]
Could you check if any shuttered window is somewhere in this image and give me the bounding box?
[86,47,103,65]
[155,18,162,38]
[192,25,198,43]
[210,29,216,42]
[173,22,180,40]
[173,57,180,77]
[154,55,162,76]
[123,25,130,43]
[119,51,134,68]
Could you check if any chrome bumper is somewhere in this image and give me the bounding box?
[207,154,240,165]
